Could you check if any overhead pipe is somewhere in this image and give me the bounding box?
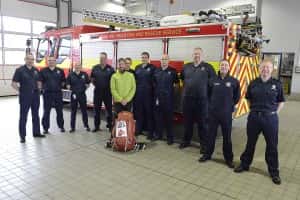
[56,0,61,28]
[62,0,72,27]
[67,0,72,27]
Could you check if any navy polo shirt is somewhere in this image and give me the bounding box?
[127,68,135,75]
[134,63,156,94]
[246,77,285,112]
[208,74,241,114]
[12,65,41,94]
[181,61,216,99]
[153,66,179,102]
[90,64,114,91]
[40,67,66,92]
[66,71,90,94]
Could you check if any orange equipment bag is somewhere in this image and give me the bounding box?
[111,111,136,152]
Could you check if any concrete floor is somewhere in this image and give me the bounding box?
[0,96,299,200]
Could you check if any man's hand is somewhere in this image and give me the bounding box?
[37,81,42,90]
[11,81,19,92]
[277,102,285,114]
[121,100,127,106]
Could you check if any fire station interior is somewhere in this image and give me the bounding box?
[0,0,300,199]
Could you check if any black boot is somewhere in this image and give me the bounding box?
[20,137,26,143]
[179,142,190,149]
[198,155,211,162]
[234,164,249,173]
[271,175,281,185]
[200,145,206,154]
[92,128,99,132]
[226,161,235,168]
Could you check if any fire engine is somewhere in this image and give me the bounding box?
[79,22,260,119]
[34,12,261,119]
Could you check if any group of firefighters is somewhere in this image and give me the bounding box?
[11,47,285,185]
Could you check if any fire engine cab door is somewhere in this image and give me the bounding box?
[168,36,224,112]
[117,39,163,68]
[81,40,114,105]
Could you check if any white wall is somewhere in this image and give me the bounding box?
[0,0,56,96]
[1,0,56,22]
[72,12,83,25]
[261,0,300,95]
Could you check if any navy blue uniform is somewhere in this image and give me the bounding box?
[181,62,216,148]
[127,68,135,75]
[66,71,90,130]
[12,65,41,139]
[205,74,240,161]
[153,66,179,142]
[40,67,66,131]
[240,77,285,177]
[133,63,156,138]
[91,64,114,130]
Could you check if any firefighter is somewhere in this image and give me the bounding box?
[153,54,179,145]
[125,57,135,113]
[199,60,240,168]
[125,57,135,74]
[91,52,114,132]
[179,47,216,153]
[11,54,45,143]
[66,63,91,133]
[134,52,156,140]
[40,56,66,133]
[234,60,285,185]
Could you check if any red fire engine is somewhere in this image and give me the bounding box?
[34,22,260,119]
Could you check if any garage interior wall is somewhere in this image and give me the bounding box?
[1,0,56,21]
[0,0,299,96]
[0,0,56,96]
[261,0,300,96]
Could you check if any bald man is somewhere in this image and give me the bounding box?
[179,48,216,152]
[153,54,179,145]
[40,56,66,134]
[12,54,45,143]
[199,60,240,168]
[234,60,285,185]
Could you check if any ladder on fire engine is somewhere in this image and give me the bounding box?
[82,9,161,29]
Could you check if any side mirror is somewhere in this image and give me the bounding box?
[26,39,32,48]
[26,39,33,55]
